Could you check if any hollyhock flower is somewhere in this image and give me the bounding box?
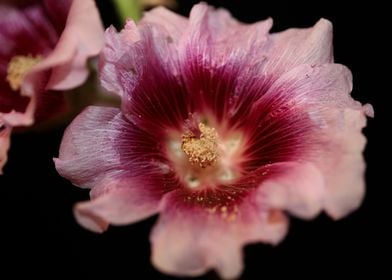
[55,3,373,279]
[0,0,104,173]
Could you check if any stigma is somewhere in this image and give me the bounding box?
[6,55,42,91]
[181,123,219,168]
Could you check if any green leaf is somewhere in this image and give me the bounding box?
[113,0,142,22]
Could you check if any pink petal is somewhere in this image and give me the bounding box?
[264,19,333,76]
[54,106,127,188]
[250,63,370,219]
[74,177,161,233]
[177,3,272,123]
[100,20,187,134]
[100,4,272,130]
[54,106,172,191]
[99,21,141,97]
[317,108,370,219]
[183,3,272,61]
[0,124,11,174]
[150,191,288,278]
[55,106,171,231]
[363,103,374,118]
[258,162,325,219]
[151,214,243,279]
[142,6,188,44]
[245,64,359,160]
[249,63,360,118]
[25,0,104,91]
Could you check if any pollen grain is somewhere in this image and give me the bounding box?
[181,123,219,168]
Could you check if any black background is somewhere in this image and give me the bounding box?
[1,0,387,278]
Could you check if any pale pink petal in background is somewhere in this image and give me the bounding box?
[0,0,104,173]
[0,123,11,174]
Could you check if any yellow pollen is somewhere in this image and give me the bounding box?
[6,55,42,91]
[181,123,219,168]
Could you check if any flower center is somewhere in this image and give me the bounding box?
[6,55,42,91]
[181,123,219,168]
[166,121,245,190]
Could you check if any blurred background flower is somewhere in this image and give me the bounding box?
[0,0,104,172]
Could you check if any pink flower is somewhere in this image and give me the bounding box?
[0,0,104,174]
[55,3,373,279]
